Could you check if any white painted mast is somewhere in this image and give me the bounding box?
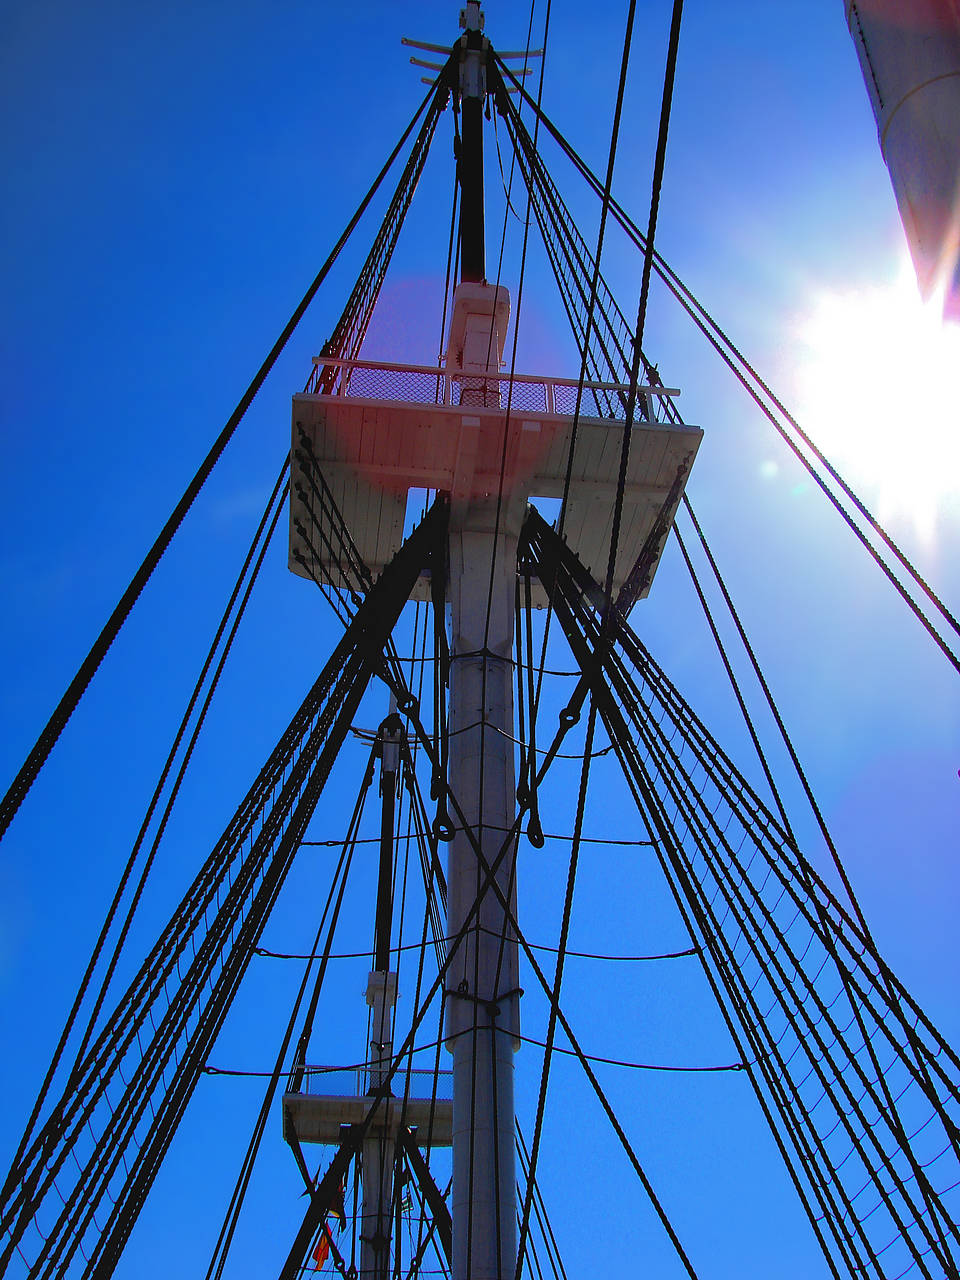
[845,0,960,316]
[444,283,522,1280]
[441,9,522,1279]
[285,9,701,1275]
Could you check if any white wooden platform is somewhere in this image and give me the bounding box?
[289,359,701,604]
[282,1091,453,1146]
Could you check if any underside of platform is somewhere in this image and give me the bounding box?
[282,1091,453,1146]
[289,371,701,604]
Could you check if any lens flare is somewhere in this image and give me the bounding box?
[791,258,960,543]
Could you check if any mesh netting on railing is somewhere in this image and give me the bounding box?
[304,362,630,420]
[296,1066,453,1100]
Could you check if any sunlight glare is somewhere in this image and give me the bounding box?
[791,259,960,544]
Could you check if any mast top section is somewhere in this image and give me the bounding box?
[289,8,701,603]
[455,5,488,101]
[290,296,700,605]
[454,5,489,280]
[460,3,484,35]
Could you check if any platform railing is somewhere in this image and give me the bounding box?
[293,1063,453,1100]
[304,356,680,423]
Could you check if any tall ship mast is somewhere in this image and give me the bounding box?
[1,5,959,1280]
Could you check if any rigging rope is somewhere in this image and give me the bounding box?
[0,79,443,845]
[0,500,447,1280]
[1,459,289,1209]
[384,658,706,1280]
[254,938,695,963]
[672,516,795,833]
[203,776,368,1280]
[677,495,960,1178]
[599,0,683,619]
[241,568,703,1280]
[525,507,960,1280]
[298,831,655,847]
[633,0,684,359]
[11,20,958,1275]
[497,58,960,677]
[516,10,687,1271]
[313,74,449,390]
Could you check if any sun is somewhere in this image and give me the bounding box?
[788,258,960,544]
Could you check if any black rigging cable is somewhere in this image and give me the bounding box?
[206,1035,740,1078]
[0,78,444,844]
[496,58,960,677]
[675,495,960,1258]
[632,0,683,359]
[255,937,694,963]
[0,501,447,1279]
[312,74,449,391]
[599,0,683,618]
[516,1128,567,1280]
[299,831,654,848]
[383,658,707,1280]
[514,691,599,1279]
[515,1,645,1269]
[481,85,960,1274]
[262,563,706,1279]
[672,517,795,833]
[525,508,960,1280]
[10,17,958,1275]
[204,770,370,1280]
[1,458,289,1211]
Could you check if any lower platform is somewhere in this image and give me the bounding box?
[282,1091,453,1146]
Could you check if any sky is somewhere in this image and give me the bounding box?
[1,2,959,1279]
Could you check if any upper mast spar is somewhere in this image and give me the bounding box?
[458,1,486,283]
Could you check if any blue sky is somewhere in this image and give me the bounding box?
[1,2,958,1278]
